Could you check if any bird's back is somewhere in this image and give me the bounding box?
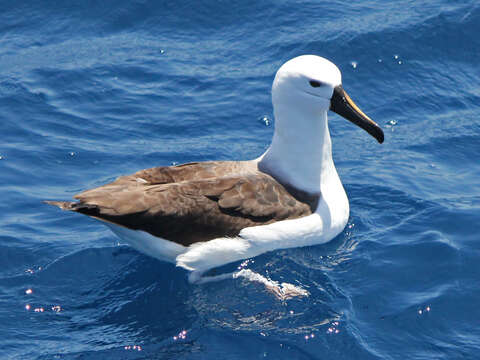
[46,161,318,246]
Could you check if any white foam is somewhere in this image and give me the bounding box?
[190,268,309,300]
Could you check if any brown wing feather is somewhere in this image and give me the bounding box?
[101,161,254,187]
[52,161,317,246]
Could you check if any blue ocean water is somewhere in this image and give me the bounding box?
[1,0,479,358]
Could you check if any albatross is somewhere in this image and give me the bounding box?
[46,55,384,283]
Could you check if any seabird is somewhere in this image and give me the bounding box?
[46,55,384,282]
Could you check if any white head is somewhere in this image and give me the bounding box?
[272,55,341,113]
[259,55,383,193]
[271,55,383,144]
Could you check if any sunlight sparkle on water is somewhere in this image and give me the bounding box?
[259,115,270,126]
[124,345,142,351]
[173,330,187,341]
[327,321,340,334]
[237,259,254,270]
[418,305,431,315]
[385,119,398,131]
[25,303,62,313]
[304,333,316,341]
[25,266,42,275]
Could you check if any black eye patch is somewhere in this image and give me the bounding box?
[309,80,323,88]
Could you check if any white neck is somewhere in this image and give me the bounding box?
[258,101,338,195]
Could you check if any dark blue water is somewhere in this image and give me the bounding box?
[1,1,480,358]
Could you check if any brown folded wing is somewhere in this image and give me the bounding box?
[47,161,318,246]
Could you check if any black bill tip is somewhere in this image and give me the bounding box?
[330,85,384,144]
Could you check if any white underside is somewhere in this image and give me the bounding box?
[105,222,185,263]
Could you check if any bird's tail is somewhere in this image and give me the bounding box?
[44,200,97,213]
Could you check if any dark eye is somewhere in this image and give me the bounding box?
[309,80,323,88]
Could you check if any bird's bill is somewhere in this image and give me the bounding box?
[330,85,384,144]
